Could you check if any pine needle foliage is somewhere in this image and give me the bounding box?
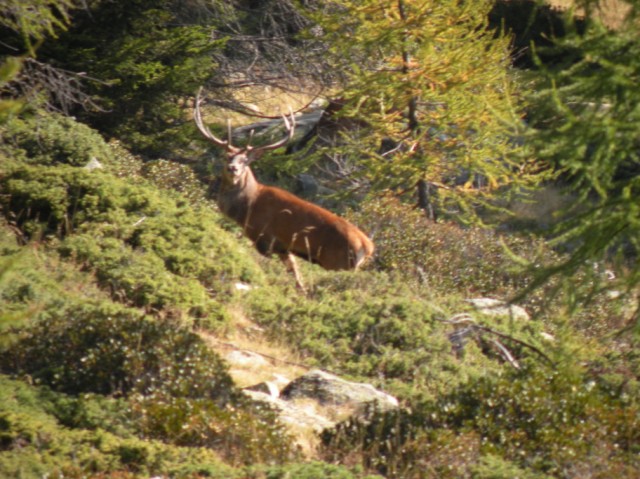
[305,0,540,221]
[0,0,74,56]
[525,0,640,317]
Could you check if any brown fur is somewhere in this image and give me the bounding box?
[219,169,374,271]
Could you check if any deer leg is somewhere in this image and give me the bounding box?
[281,253,306,293]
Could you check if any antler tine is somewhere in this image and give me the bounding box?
[194,88,239,153]
[247,129,256,149]
[226,119,233,145]
[251,106,296,155]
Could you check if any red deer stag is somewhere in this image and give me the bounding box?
[194,89,374,291]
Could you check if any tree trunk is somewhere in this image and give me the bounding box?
[417,179,437,222]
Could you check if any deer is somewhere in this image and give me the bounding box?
[194,89,374,292]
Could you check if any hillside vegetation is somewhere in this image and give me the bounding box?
[2,1,639,478]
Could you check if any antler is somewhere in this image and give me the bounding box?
[247,107,296,156]
[194,87,240,154]
[195,87,295,156]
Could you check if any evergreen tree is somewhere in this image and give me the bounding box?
[0,0,75,121]
[37,0,229,157]
[526,0,640,318]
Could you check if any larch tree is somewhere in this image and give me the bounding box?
[303,0,540,221]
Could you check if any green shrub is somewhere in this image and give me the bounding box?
[444,366,640,474]
[0,303,297,466]
[133,395,296,466]
[347,195,628,337]
[347,196,555,300]
[259,461,380,478]
[245,272,521,401]
[141,158,211,207]
[0,111,116,167]
[0,376,239,478]
[321,364,640,478]
[1,158,262,319]
[0,303,237,401]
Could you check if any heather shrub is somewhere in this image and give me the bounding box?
[1,156,262,320]
[0,303,237,400]
[133,395,296,466]
[257,461,378,478]
[0,376,238,478]
[0,303,296,467]
[347,195,555,299]
[0,111,117,167]
[243,271,546,401]
[321,363,640,478]
[347,195,626,335]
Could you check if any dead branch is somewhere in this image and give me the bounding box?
[441,314,555,367]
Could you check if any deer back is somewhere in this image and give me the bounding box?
[242,183,373,270]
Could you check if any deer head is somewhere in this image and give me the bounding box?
[194,88,295,186]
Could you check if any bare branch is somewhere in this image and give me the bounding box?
[2,58,105,114]
[441,314,555,367]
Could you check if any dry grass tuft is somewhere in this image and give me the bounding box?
[199,305,309,389]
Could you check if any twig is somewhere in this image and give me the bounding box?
[440,314,555,367]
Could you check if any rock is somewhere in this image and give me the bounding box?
[466,298,530,321]
[280,369,398,411]
[234,282,253,292]
[84,156,103,170]
[243,369,399,456]
[225,349,269,368]
[540,332,555,342]
[243,388,336,455]
[243,389,335,431]
[296,173,320,197]
[245,380,280,398]
[295,173,335,200]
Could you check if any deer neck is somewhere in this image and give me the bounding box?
[216,168,259,225]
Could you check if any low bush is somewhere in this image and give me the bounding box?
[257,461,381,478]
[347,195,555,299]
[347,195,628,337]
[0,376,240,478]
[1,156,262,322]
[0,111,115,167]
[133,396,295,466]
[321,363,640,478]
[244,272,545,401]
[0,304,297,467]
[1,112,264,322]
[0,303,237,400]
